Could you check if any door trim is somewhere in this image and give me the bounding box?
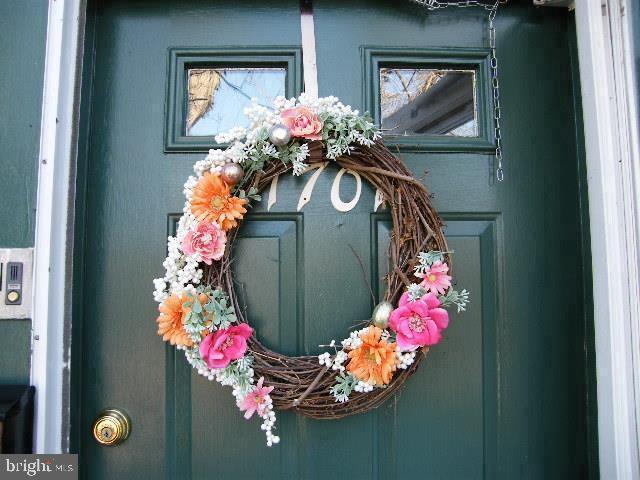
[575,1,640,478]
[34,0,637,473]
[32,0,84,453]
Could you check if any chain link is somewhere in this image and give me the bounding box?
[412,0,504,182]
[413,0,495,10]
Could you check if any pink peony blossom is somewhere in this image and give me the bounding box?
[417,261,452,295]
[181,221,227,265]
[389,292,449,351]
[199,323,253,369]
[280,106,323,140]
[239,376,274,419]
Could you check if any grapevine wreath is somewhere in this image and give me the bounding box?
[154,94,470,446]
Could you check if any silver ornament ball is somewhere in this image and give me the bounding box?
[220,163,244,185]
[268,124,292,147]
[371,301,394,329]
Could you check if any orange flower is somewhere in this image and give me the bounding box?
[347,326,397,386]
[156,292,208,347]
[190,172,247,231]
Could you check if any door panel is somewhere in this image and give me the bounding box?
[75,1,592,479]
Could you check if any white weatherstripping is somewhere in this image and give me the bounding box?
[32,0,83,453]
[575,0,640,477]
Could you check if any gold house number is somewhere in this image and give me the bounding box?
[266,162,386,213]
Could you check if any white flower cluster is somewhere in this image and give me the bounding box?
[317,352,332,367]
[154,168,212,303]
[202,150,225,172]
[272,95,297,111]
[152,278,168,303]
[208,142,247,165]
[340,328,367,350]
[294,93,357,116]
[214,126,247,144]
[153,231,203,303]
[354,381,374,393]
[244,101,279,131]
[396,350,416,370]
[257,397,280,447]
[332,350,348,371]
[182,176,199,200]
[317,350,348,372]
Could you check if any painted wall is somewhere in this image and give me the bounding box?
[0,0,48,384]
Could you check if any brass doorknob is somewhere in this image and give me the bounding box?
[92,409,130,446]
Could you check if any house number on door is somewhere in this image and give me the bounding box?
[267,162,384,213]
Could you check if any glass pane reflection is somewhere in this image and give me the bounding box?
[380,68,477,137]
[187,68,286,137]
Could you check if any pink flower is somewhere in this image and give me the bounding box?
[199,323,253,369]
[280,106,323,140]
[239,377,274,419]
[417,261,452,295]
[389,292,449,351]
[181,221,227,265]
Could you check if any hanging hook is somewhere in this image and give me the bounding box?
[300,0,319,98]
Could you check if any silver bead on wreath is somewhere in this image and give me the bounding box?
[371,301,394,329]
[268,124,292,147]
[221,163,244,185]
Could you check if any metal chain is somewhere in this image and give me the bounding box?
[412,0,505,182]
[487,3,503,181]
[413,0,495,11]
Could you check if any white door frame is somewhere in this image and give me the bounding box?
[575,0,640,477]
[31,0,83,453]
[32,0,640,476]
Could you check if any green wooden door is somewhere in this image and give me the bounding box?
[73,1,594,478]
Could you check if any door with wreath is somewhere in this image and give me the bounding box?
[74,1,594,478]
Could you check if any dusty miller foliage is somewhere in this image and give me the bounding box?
[219,355,255,396]
[414,250,450,274]
[330,373,358,403]
[439,289,471,313]
[182,287,237,342]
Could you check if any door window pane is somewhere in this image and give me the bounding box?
[186,68,286,137]
[380,68,477,137]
